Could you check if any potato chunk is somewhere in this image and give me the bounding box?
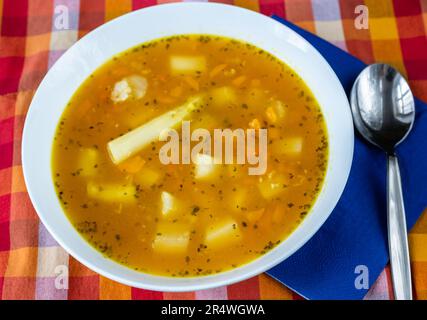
[194,153,218,180]
[229,189,247,211]
[271,100,286,119]
[77,148,99,177]
[205,218,242,249]
[134,167,162,188]
[152,223,190,253]
[257,171,288,200]
[86,182,136,203]
[271,137,303,156]
[191,113,220,131]
[160,191,177,216]
[245,88,267,106]
[210,86,236,108]
[170,55,206,75]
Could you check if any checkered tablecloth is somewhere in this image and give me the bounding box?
[1,0,426,300]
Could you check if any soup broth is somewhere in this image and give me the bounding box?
[52,35,328,277]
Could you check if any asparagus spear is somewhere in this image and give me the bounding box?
[107,95,202,164]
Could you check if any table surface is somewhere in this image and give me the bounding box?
[0,0,426,300]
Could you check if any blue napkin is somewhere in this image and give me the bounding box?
[266,16,427,300]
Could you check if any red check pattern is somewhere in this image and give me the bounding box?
[0,0,426,300]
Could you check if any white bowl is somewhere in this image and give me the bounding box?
[22,2,353,291]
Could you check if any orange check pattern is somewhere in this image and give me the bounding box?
[0,0,426,300]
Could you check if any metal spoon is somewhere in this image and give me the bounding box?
[350,63,415,300]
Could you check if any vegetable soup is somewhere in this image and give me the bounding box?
[52,35,328,277]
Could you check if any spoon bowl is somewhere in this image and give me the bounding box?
[351,63,415,154]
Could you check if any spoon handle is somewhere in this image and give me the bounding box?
[387,155,413,300]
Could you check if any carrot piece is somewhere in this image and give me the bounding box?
[249,118,261,129]
[117,156,145,173]
[170,86,183,98]
[78,100,92,117]
[242,176,255,186]
[269,128,281,139]
[184,76,199,91]
[272,204,286,224]
[112,66,131,76]
[156,74,167,82]
[246,208,265,223]
[232,75,246,87]
[158,96,175,104]
[209,64,227,78]
[224,68,236,77]
[266,106,278,123]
